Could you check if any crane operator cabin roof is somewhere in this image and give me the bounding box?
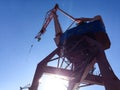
[60,20,111,50]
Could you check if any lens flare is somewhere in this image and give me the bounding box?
[39,74,68,90]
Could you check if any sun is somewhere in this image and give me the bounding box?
[38,74,68,90]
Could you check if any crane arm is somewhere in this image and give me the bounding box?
[35,4,81,42]
[35,5,58,41]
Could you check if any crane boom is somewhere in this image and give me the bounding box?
[35,4,79,43]
[35,4,58,41]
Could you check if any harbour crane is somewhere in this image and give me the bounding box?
[29,4,120,90]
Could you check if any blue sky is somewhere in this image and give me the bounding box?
[0,0,120,90]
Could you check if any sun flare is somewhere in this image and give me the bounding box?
[39,74,68,90]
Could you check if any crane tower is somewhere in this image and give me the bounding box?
[29,4,120,90]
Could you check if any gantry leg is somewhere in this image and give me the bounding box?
[96,46,120,90]
[67,36,120,90]
[84,36,120,90]
[29,48,59,90]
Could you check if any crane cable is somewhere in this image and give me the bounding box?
[29,39,35,54]
[66,21,75,31]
